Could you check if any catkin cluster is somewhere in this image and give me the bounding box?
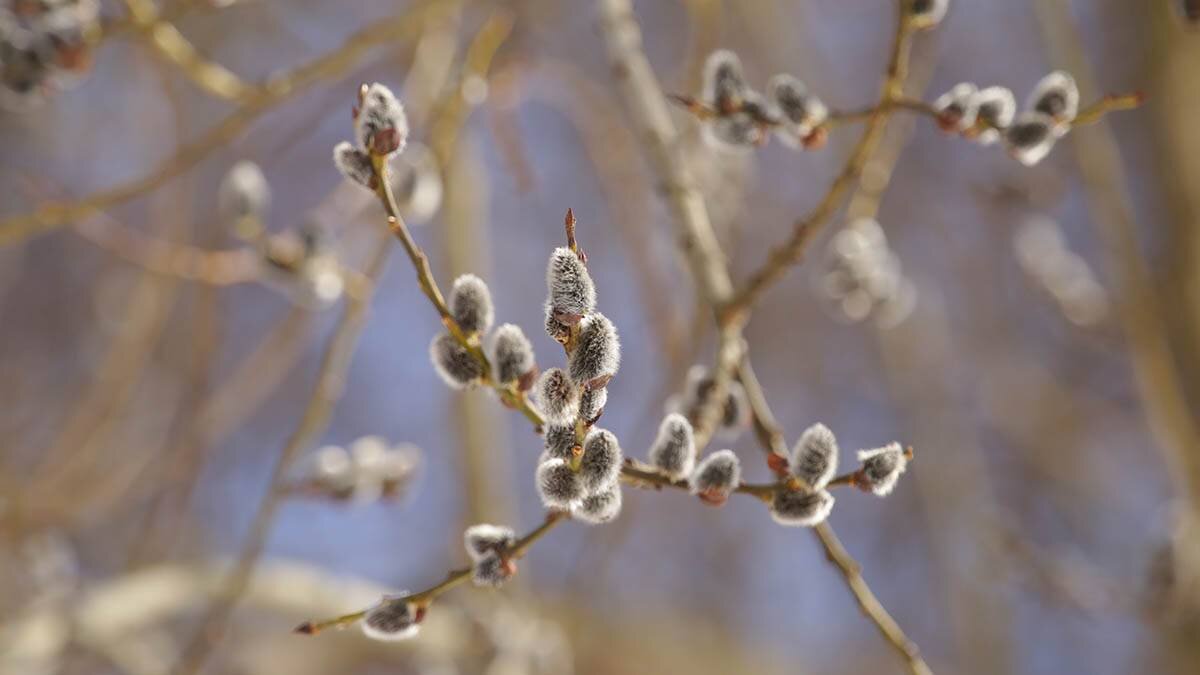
[816,217,916,327]
[334,83,409,189]
[0,0,99,110]
[299,436,422,503]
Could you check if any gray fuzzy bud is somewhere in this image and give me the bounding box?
[579,386,608,422]
[536,457,584,508]
[217,160,270,224]
[464,523,516,561]
[573,484,623,525]
[490,323,535,385]
[933,82,978,132]
[791,423,839,490]
[535,367,579,425]
[971,86,1016,145]
[857,442,909,496]
[689,449,742,505]
[906,0,949,29]
[429,333,484,389]
[543,424,578,461]
[702,49,746,112]
[706,111,761,149]
[1026,70,1079,125]
[1005,111,1057,166]
[471,551,516,588]
[333,142,374,188]
[355,82,408,156]
[546,247,596,322]
[362,597,419,641]
[579,428,622,494]
[568,313,620,388]
[449,274,494,335]
[648,413,696,481]
[769,488,835,527]
[545,304,572,343]
[683,365,751,431]
[768,73,828,146]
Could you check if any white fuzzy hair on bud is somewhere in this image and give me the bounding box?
[648,413,696,480]
[682,365,751,432]
[568,313,620,389]
[1005,111,1057,166]
[689,449,742,505]
[536,457,584,508]
[906,0,949,29]
[429,333,484,389]
[790,423,839,490]
[448,274,494,335]
[768,73,827,146]
[309,445,355,499]
[1026,70,1079,129]
[706,111,762,149]
[490,323,535,385]
[463,523,516,561]
[579,428,622,494]
[535,367,579,425]
[471,551,516,588]
[579,386,608,422]
[770,489,835,527]
[933,82,978,133]
[355,82,408,156]
[542,424,577,462]
[702,49,747,112]
[361,597,420,641]
[971,86,1016,145]
[333,142,375,188]
[857,442,909,496]
[217,160,270,224]
[545,247,596,323]
[573,484,623,524]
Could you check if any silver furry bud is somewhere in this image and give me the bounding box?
[768,73,827,146]
[933,82,978,133]
[355,82,408,156]
[361,597,420,641]
[542,424,578,462]
[217,160,270,224]
[463,523,516,561]
[490,323,535,385]
[1026,70,1079,127]
[568,313,620,389]
[579,428,622,494]
[790,423,839,490]
[333,142,375,188]
[906,0,949,29]
[573,484,623,524]
[648,413,696,480]
[429,333,484,389]
[546,247,596,323]
[971,86,1016,145]
[702,49,747,113]
[536,457,584,508]
[448,273,494,335]
[579,386,608,422]
[857,443,909,496]
[535,367,579,425]
[769,489,835,527]
[471,551,516,588]
[1005,111,1057,166]
[689,449,742,506]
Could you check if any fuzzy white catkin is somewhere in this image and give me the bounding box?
[702,49,746,110]
[471,551,514,587]
[536,458,584,508]
[933,82,979,132]
[770,489,835,527]
[362,598,419,641]
[545,247,596,321]
[790,423,839,490]
[648,413,696,480]
[355,82,408,155]
[448,274,494,335]
[535,368,579,425]
[768,73,827,145]
[464,524,516,561]
[857,442,909,496]
[568,313,620,387]
[706,112,761,149]
[1005,112,1057,166]
[683,365,750,431]
[542,424,577,462]
[490,323,535,385]
[429,333,484,389]
[579,428,622,494]
[1026,70,1079,126]
[310,445,355,498]
[573,484,623,524]
[217,160,270,223]
[971,86,1016,145]
[333,142,374,188]
[579,386,608,422]
[907,0,949,28]
[689,449,742,503]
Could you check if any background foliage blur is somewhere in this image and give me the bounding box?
[2,0,1200,673]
